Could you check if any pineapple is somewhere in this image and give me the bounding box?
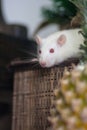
[48,65,87,130]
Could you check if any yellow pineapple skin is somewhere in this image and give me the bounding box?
[49,65,87,130]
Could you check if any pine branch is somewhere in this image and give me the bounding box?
[41,0,77,25]
[69,0,87,63]
[69,0,87,23]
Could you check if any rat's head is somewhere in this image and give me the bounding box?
[35,34,66,68]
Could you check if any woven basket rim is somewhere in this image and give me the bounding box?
[10,58,80,69]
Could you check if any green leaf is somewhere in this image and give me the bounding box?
[41,0,77,25]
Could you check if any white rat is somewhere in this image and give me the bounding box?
[35,29,84,68]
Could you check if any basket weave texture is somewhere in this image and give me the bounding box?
[12,59,79,130]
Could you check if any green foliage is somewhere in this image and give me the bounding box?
[33,0,77,36]
[42,0,77,25]
[69,0,87,22]
[69,0,87,63]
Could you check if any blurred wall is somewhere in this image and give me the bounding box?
[2,0,58,38]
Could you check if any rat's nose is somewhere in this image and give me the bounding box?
[40,61,46,67]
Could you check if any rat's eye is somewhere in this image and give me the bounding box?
[49,48,54,53]
[39,50,41,54]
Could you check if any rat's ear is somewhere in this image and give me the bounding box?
[57,34,66,46]
[35,35,42,45]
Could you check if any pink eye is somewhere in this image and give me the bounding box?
[49,48,54,53]
[39,50,41,54]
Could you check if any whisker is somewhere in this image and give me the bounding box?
[21,56,37,60]
[18,49,37,58]
[31,62,39,69]
[17,56,29,59]
[28,52,37,57]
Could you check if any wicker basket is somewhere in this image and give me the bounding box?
[12,58,79,130]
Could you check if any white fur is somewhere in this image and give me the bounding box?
[37,29,84,68]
